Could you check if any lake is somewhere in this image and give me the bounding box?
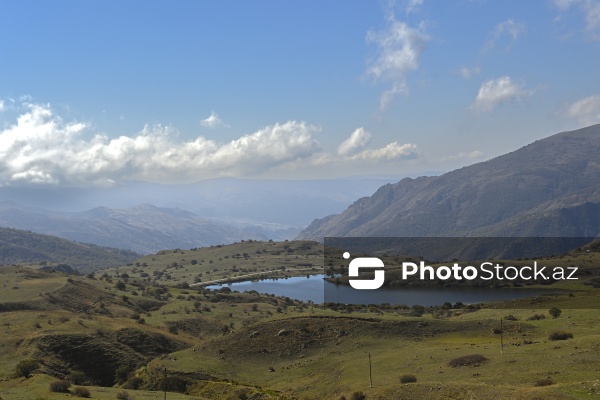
[207,274,548,306]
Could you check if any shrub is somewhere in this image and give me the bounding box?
[123,376,143,390]
[49,379,71,393]
[549,307,562,319]
[68,371,87,385]
[116,391,132,400]
[73,386,91,398]
[400,374,417,383]
[448,354,488,367]
[409,304,425,317]
[15,358,38,379]
[350,392,366,400]
[549,331,573,340]
[535,378,554,386]
[504,314,518,321]
[114,365,134,384]
[526,313,546,321]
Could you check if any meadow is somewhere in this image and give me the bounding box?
[0,240,599,399]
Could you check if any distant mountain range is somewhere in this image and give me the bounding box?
[0,202,280,254]
[0,177,405,252]
[0,177,402,227]
[0,226,138,273]
[298,124,600,239]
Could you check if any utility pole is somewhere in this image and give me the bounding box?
[500,318,504,355]
[368,353,373,388]
[163,367,167,400]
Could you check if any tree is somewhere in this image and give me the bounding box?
[549,307,562,319]
[15,359,38,379]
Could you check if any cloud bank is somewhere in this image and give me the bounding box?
[0,102,419,186]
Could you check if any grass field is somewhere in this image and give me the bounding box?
[1,240,599,399]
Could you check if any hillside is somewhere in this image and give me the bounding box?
[0,203,280,254]
[298,124,600,239]
[0,226,138,273]
[1,245,600,399]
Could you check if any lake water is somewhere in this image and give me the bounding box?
[207,274,548,306]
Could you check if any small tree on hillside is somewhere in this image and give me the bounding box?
[549,307,562,319]
[15,359,38,379]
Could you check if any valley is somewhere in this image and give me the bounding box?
[1,240,599,399]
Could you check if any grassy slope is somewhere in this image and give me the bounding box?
[0,226,139,273]
[0,241,599,399]
[99,240,323,287]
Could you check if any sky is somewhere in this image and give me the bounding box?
[1,0,599,186]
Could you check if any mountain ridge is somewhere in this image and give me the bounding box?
[0,226,138,272]
[0,202,273,254]
[298,124,600,239]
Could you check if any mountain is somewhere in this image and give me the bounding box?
[0,177,402,228]
[0,203,278,254]
[0,226,138,272]
[298,124,600,239]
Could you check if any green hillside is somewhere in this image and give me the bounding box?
[0,241,599,399]
[0,226,139,273]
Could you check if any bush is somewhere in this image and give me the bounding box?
[409,304,425,317]
[504,314,518,321]
[49,380,71,393]
[116,391,132,400]
[549,307,562,319]
[535,378,554,386]
[549,331,573,340]
[448,354,488,367]
[526,313,546,321]
[73,386,91,398]
[400,374,417,383]
[68,371,87,385]
[15,359,38,379]
[350,392,366,400]
[123,376,144,390]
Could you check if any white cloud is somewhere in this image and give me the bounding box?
[200,111,228,128]
[554,0,600,36]
[347,142,419,161]
[471,76,534,112]
[337,127,372,156]
[0,102,321,185]
[0,102,421,185]
[366,9,429,110]
[484,19,526,52]
[337,127,418,162]
[443,150,484,161]
[563,95,600,126]
[459,66,481,79]
[0,100,4,112]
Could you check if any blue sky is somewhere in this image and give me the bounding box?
[1,0,599,185]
